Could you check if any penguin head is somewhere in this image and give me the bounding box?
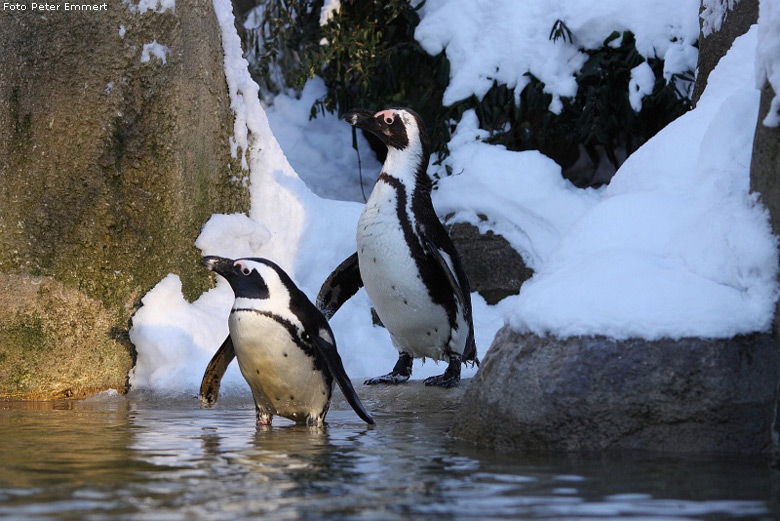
[201,256,282,301]
[343,107,431,157]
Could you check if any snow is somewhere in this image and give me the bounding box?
[509,27,778,339]
[128,0,777,398]
[213,0,305,273]
[124,0,176,14]
[756,0,780,126]
[629,62,656,112]
[414,0,699,110]
[128,275,242,393]
[319,0,341,26]
[431,114,600,270]
[264,77,383,202]
[701,0,741,37]
[140,41,170,64]
[195,213,271,259]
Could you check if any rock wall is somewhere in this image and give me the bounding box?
[0,0,249,399]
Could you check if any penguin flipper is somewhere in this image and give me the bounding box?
[316,252,363,319]
[199,335,236,408]
[419,233,479,364]
[312,334,375,425]
[419,233,467,315]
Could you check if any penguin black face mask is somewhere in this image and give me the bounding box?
[342,108,428,150]
[201,256,270,300]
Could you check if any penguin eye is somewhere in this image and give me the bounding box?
[301,331,311,342]
[374,109,395,125]
[235,261,252,276]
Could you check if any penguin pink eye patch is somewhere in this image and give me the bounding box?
[234,261,252,275]
[374,110,395,125]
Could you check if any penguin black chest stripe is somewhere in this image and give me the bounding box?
[375,173,459,331]
[232,308,330,375]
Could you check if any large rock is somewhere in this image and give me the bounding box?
[447,221,533,304]
[0,1,248,398]
[452,327,779,454]
[0,274,131,399]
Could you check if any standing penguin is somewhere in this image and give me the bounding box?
[317,107,478,388]
[199,256,374,426]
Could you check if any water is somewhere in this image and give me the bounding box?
[1,385,778,521]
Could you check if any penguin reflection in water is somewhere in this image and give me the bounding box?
[199,256,374,427]
[318,107,478,388]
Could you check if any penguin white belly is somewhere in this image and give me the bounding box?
[229,312,329,422]
[357,189,451,361]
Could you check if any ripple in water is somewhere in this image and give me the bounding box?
[0,391,776,520]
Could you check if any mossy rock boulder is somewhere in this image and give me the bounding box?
[0,274,133,399]
[0,1,248,398]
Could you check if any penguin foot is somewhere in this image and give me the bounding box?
[364,352,413,385]
[423,373,460,388]
[256,406,273,426]
[364,373,411,385]
[423,354,462,388]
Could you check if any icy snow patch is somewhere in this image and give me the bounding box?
[701,0,741,37]
[124,0,175,14]
[320,0,341,26]
[140,41,170,64]
[629,62,656,112]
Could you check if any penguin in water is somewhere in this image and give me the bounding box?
[199,256,374,426]
[317,107,478,388]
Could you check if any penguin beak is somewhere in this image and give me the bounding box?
[201,256,236,278]
[343,108,382,134]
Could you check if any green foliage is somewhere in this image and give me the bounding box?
[300,0,454,158]
[243,3,693,186]
[474,28,693,186]
[238,0,323,97]
[549,19,574,44]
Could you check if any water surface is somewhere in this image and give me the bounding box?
[1,386,777,520]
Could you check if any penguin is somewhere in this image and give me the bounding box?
[317,107,478,388]
[199,256,374,427]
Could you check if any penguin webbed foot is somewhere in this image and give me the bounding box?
[199,392,217,409]
[423,354,462,388]
[364,373,411,385]
[255,405,273,426]
[364,351,413,385]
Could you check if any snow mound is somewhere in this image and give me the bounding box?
[508,27,778,339]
